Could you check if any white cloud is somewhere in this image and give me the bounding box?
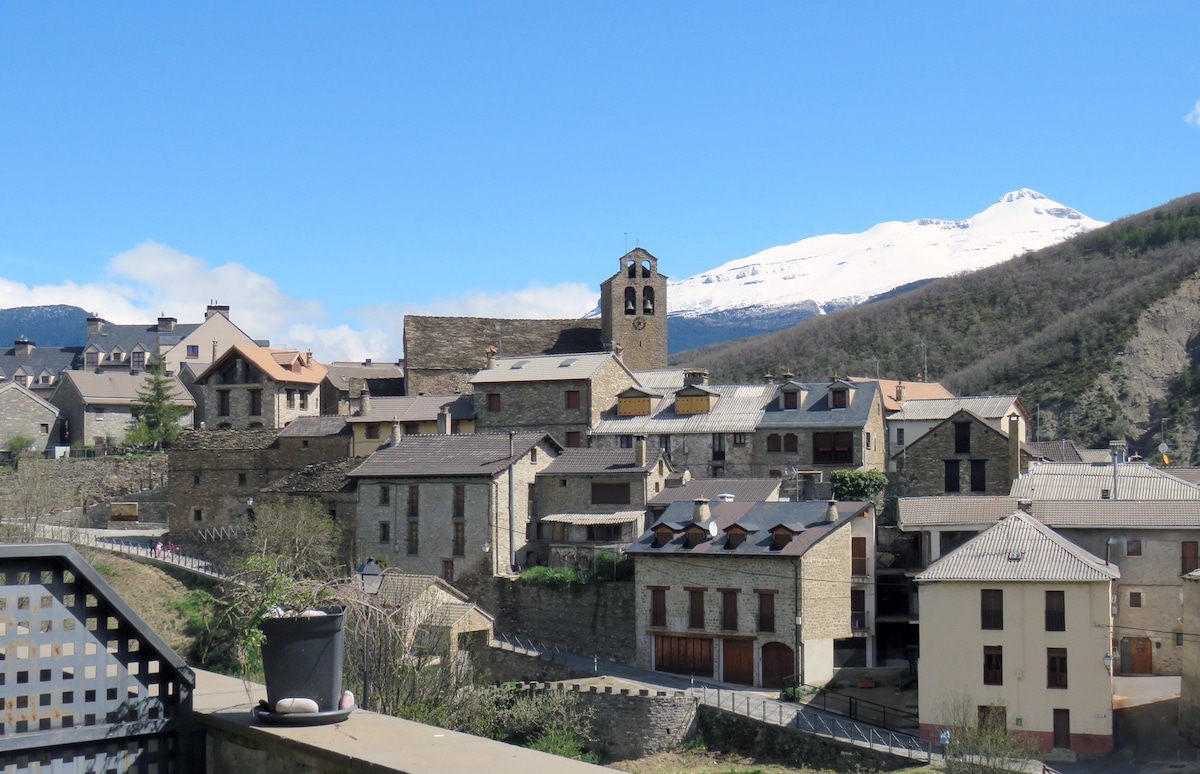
[1187,100,1200,129]
[0,243,599,362]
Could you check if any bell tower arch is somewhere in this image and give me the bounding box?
[600,248,668,371]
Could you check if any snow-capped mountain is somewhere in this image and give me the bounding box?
[669,189,1105,318]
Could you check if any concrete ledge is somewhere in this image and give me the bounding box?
[193,669,607,773]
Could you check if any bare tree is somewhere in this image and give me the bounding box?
[935,694,1040,774]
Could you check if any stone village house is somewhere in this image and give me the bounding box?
[0,380,65,456]
[345,394,475,457]
[192,344,326,430]
[50,369,194,450]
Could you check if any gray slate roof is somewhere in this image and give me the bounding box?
[1010,461,1200,500]
[263,458,358,494]
[1026,440,1089,463]
[323,361,405,389]
[470,352,624,385]
[0,344,81,384]
[648,478,782,506]
[86,320,201,357]
[347,395,474,424]
[916,511,1119,582]
[348,432,558,478]
[627,500,868,558]
[403,315,602,371]
[171,428,278,451]
[898,496,1200,529]
[540,447,660,475]
[276,416,350,437]
[888,395,1024,422]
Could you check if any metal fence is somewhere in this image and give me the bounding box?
[36,525,226,580]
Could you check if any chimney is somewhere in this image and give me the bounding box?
[613,343,624,362]
[782,372,795,383]
[364,358,372,366]
[13,339,34,356]
[825,500,839,523]
[205,304,231,319]
[157,315,176,333]
[1110,440,1126,500]
[635,436,646,467]
[437,407,452,435]
[509,430,515,459]
[306,351,313,367]
[692,498,712,524]
[1008,415,1021,485]
[390,418,402,446]
[763,373,774,384]
[87,315,103,335]
[895,383,905,402]
[485,346,498,369]
[212,339,219,362]
[1017,499,1033,515]
[360,391,372,415]
[684,368,709,386]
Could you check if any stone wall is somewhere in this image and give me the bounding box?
[890,411,1020,498]
[0,386,64,454]
[0,455,167,519]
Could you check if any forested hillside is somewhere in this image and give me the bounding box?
[674,193,1200,458]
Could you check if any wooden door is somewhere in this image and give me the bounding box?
[1122,637,1153,675]
[760,641,794,689]
[1053,709,1070,749]
[722,639,754,685]
[654,635,713,677]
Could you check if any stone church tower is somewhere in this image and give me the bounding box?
[600,248,668,372]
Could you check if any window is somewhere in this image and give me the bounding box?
[218,391,230,416]
[1127,539,1143,557]
[1185,542,1199,575]
[193,473,201,486]
[365,423,380,440]
[250,390,262,416]
[379,522,390,543]
[725,527,746,549]
[238,472,247,486]
[865,432,872,450]
[757,592,775,633]
[193,509,202,523]
[1047,648,1068,689]
[592,483,631,505]
[851,589,866,630]
[286,389,295,409]
[783,433,798,453]
[852,537,868,576]
[1178,632,1185,647]
[407,485,420,519]
[981,589,1003,630]
[1129,591,1143,608]
[454,484,465,519]
[618,435,633,449]
[767,434,782,453]
[442,560,454,583]
[299,390,308,410]
[565,390,581,409]
[732,433,747,446]
[379,485,390,506]
[984,646,1003,685]
[970,459,987,492]
[407,521,419,555]
[487,393,501,412]
[954,422,971,454]
[39,423,48,434]
[688,589,705,629]
[186,345,199,359]
[85,351,98,369]
[453,522,465,557]
[566,431,582,448]
[945,460,961,493]
[896,428,905,446]
[783,390,798,410]
[712,434,725,461]
[588,524,622,542]
[1045,590,1065,631]
[813,432,853,464]
[721,590,738,631]
[830,389,848,409]
[650,588,666,627]
[131,351,145,370]
[94,407,105,421]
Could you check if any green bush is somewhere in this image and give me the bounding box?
[519,566,592,588]
[830,469,888,501]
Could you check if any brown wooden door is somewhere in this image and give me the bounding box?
[760,641,794,689]
[722,639,754,685]
[1053,708,1070,749]
[654,635,713,677]
[1122,637,1153,674]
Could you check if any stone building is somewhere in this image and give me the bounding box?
[916,511,1117,755]
[346,395,475,457]
[0,380,64,455]
[262,456,360,572]
[1179,569,1200,745]
[890,410,1031,498]
[472,352,637,448]
[192,345,326,430]
[166,418,352,534]
[886,395,1027,465]
[533,442,671,566]
[598,248,668,373]
[627,498,874,687]
[319,359,405,416]
[50,369,194,450]
[348,432,562,581]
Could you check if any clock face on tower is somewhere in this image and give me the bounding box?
[632,316,647,330]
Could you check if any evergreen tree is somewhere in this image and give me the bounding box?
[128,356,190,450]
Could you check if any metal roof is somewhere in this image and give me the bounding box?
[649,478,782,505]
[888,396,1023,422]
[541,511,643,525]
[757,380,881,429]
[1010,461,1200,500]
[540,447,661,475]
[348,432,556,478]
[56,369,195,406]
[592,383,772,436]
[898,496,1200,529]
[346,394,474,424]
[470,352,623,385]
[916,511,1119,583]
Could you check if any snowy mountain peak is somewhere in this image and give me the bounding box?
[669,191,1105,318]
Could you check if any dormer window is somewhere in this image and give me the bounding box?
[830,388,848,409]
[725,525,747,550]
[683,525,707,549]
[131,351,145,370]
[783,390,798,410]
[85,350,99,369]
[769,526,795,551]
[110,349,124,363]
[652,525,675,548]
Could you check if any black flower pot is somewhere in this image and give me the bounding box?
[260,608,346,713]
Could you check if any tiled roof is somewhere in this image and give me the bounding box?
[470,352,626,385]
[541,511,643,525]
[648,478,782,505]
[1010,461,1200,500]
[58,369,195,406]
[276,416,350,437]
[916,511,1119,582]
[346,395,474,424]
[844,377,955,412]
[1025,440,1087,463]
[171,428,278,451]
[348,432,556,478]
[888,396,1024,422]
[540,448,660,475]
[322,361,405,392]
[403,315,602,371]
[627,500,868,558]
[1166,468,1200,486]
[263,459,358,494]
[898,496,1200,529]
[194,345,326,386]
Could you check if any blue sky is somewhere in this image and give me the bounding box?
[1,2,1198,359]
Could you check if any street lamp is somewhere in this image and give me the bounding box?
[355,558,384,709]
[1103,652,1113,675]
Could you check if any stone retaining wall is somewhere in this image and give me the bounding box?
[0,455,167,525]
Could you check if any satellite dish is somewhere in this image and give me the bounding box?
[1159,443,1169,453]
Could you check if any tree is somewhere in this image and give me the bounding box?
[5,433,37,467]
[127,355,191,450]
[936,694,1040,774]
[830,469,888,501]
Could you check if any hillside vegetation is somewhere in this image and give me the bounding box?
[674,193,1200,457]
